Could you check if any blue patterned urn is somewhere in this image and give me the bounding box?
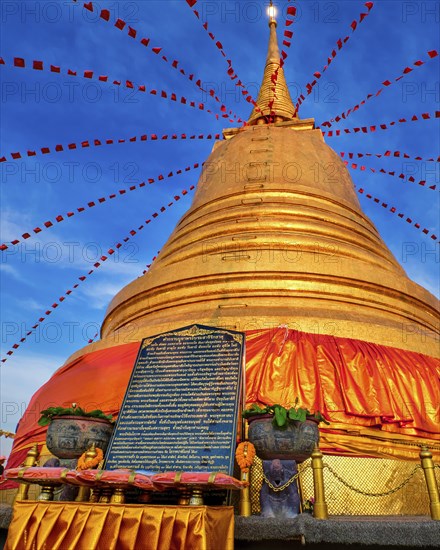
[247,415,319,462]
[46,416,114,459]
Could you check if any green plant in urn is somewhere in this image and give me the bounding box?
[39,403,114,459]
[243,399,329,462]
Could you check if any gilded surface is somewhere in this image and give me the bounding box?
[95,121,438,358]
[248,20,297,124]
[85,28,438,357]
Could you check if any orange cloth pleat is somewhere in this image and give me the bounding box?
[5,502,234,550]
[245,328,440,437]
[7,342,140,468]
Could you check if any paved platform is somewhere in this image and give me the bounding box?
[235,514,440,548]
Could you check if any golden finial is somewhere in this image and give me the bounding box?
[248,1,297,124]
[267,1,277,25]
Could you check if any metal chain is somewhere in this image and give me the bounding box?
[351,433,440,451]
[323,463,422,497]
[262,470,301,492]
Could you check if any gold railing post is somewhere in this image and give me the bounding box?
[239,469,252,517]
[76,443,98,502]
[311,445,328,519]
[110,488,125,504]
[419,446,440,520]
[15,444,39,502]
[239,422,252,517]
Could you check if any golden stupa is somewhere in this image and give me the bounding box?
[7,4,439,498]
[91,14,438,356]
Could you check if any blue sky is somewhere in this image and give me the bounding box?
[0,0,439,456]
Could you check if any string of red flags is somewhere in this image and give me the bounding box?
[71,0,242,123]
[321,110,440,137]
[87,331,99,345]
[1,186,196,364]
[279,3,297,68]
[321,49,439,127]
[296,1,374,110]
[184,0,246,91]
[185,0,267,124]
[0,133,222,163]
[142,251,162,275]
[1,56,231,123]
[268,1,297,118]
[0,162,201,251]
[339,150,440,163]
[344,160,436,191]
[355,186,439,243]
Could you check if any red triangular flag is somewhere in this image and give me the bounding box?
[114,19,126,30]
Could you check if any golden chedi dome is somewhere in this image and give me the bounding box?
[99,113,439,357]
[95,13,438,359]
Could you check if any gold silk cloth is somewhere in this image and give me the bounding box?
[6,502,234,550]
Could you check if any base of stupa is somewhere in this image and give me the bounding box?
[235,515,439,548]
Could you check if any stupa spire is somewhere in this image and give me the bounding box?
[248,1,297,125]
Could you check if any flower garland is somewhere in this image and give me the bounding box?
[76,447,104,471]
[235,441,256,473]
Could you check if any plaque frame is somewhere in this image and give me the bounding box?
[104,324,245,475]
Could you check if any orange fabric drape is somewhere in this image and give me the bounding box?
[4,328,439,472]
[5,343,139,476]
[245,328,440,438]
[245,328,440,460]
[5,502,234,550]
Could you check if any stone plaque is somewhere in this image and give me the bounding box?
[105,324,244,474]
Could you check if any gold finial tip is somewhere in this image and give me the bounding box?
[267,1,277,23]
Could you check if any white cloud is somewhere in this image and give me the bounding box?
[0,352,63,456]
[14,298,46,311]
[78,278,136,310]
[0,263,24,281]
